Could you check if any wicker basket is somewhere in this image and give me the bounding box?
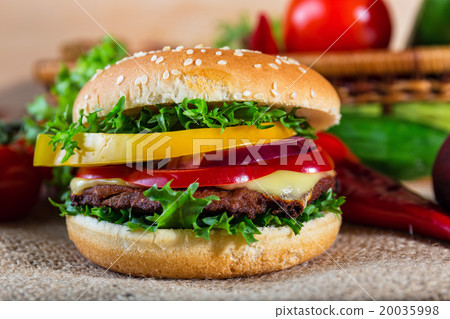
[33,42,450,111]
[286,46,450,111]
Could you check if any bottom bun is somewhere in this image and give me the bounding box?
[66,213,341,279]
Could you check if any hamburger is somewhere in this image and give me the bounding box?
[34,46,344,279]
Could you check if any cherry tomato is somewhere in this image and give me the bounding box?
[0,144,42,221]
[77,149,334,189]
[284,0,392,52]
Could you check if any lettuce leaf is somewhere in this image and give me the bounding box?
[143,182,219,228]
[51,183,344,245]
[24,36,126,147]
[24,37,126,192]
[45,96,316,163]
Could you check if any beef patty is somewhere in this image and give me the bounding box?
[71,176,335,220]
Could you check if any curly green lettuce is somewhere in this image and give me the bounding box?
[26,36,126,131]
[50,184,344,245]
[24,36,126,192]
[44,96,316,163]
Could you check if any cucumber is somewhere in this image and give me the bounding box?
[328,114,448,180]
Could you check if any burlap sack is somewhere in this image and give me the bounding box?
[0,201,448,300]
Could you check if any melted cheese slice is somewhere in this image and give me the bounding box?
[70,170,334,199]
[70,178,138,195]
[219,170,334,200]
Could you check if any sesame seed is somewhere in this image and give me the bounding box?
[215,51,222,56]
[163,70,169,79]
[254,93,264,99]
[233,92,243,100]
[269,63,279,70]
[162,46,171,51]
[141,75,148,85]
[253,64,261,68]
[115,56,131,65]
[116,75,124,85]
[171,69,181,75]
[84,94,89,100]
[195,59,202,66]
[217,60,227,65]
[311,89,317,98]
[134,51,146,57]
[104,65,111,69]
[290,92,297,99]
[288,58,300,65]
[299,67,307,74]
[271,89,279,97]
[272,82,277,90]
[234,50,243,56]
[243,91,251,97]
[220,46,230,50]
[186,49,194,54]
[184,58,193,66]
[156,56,164,64]
[151,55,157,62]
[275,58,282,65]
[176,45,184,50]
[195,44,204,48]
[135,77,141,85]
[200,49,206,53]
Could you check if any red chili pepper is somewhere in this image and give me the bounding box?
[316,133,450,241]
[316,133,359,165]
[337,160,450,241]
[249,13,279,54]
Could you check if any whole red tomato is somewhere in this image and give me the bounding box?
[0,144,42,221]
[284,0,392,52]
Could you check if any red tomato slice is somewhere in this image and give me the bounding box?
[77,148,334,188]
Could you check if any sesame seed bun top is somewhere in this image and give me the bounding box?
[73,46,341,131]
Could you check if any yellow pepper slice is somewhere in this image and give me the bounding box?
[34,123,296,167]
